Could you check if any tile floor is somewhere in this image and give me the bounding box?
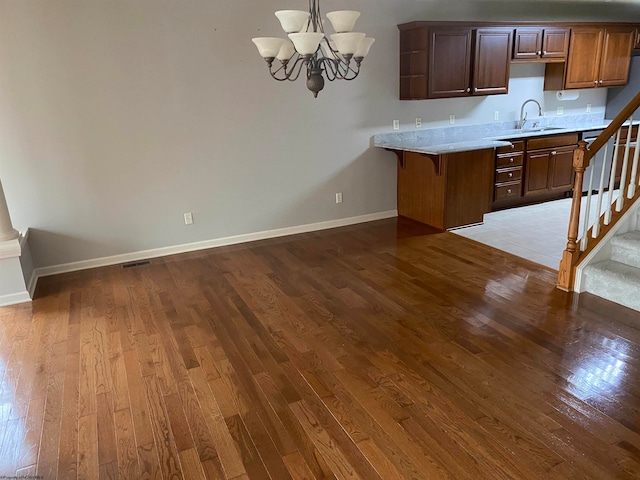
[451,191,620,270]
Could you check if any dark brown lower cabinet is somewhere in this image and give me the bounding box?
[396,149,494,229]
[493,133,578,210]
[524,146,575,196]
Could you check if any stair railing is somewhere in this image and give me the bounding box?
[558,90,640,291]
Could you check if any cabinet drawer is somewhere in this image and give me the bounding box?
[496,167,522,183]
[527,133,578,150]
[496,141,524,154]
[496,152,524,168]
[495,182,522,200]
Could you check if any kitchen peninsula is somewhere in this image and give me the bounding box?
[375,115,616,230]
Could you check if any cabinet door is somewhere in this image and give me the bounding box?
[565,28,604,89]
[513,28,542,60]
[472,28,512,95]
[599,28,635,87]
[428,28,472,98]
[549,147,575,191]
[524,150,551,196]
[541,28,569,59]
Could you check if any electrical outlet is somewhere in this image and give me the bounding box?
[393,120,400,130]
[335,192,343,204]
[557,106,564,116]
[586,103,592,113]
[494,111,499,121]
[449,114,455,125]
[415,117,422,128]
[184,212,193,225]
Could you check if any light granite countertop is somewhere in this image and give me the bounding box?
[373,114,619,155]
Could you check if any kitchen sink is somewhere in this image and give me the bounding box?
[521,126,565,132]
[487,126,567,139]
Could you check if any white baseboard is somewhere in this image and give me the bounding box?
[32,210,398,285]
[0,291,32,307]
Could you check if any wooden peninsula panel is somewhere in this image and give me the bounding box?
[396,149,494,229]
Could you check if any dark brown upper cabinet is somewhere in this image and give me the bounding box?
[400,25,511,100]
[400,22,637,100]
[427,27,473,98]
[399,27,429,100]
[473,28,513,95]
[512,27,569,62]
[544,26,635,90]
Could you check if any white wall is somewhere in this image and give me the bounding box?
[0,0,638,269]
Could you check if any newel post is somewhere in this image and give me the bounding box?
[558,140,589,291]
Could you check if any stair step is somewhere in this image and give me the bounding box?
[611,231,640,269]
[583,260,640,312]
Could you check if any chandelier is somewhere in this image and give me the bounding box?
[251,1,375,98]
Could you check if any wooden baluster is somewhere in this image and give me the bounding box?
[558,140,589,291]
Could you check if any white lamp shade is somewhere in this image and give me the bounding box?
[275,10,310,34]
[330,32,366,55]
[252,37,286,58]
[326,11,361,33]
[355,37,375,58]
[288,32,324,55]
[276,41,296,61]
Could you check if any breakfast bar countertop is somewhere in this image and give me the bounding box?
[373,114,623,155]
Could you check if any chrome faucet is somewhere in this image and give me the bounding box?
[518,99,543,130]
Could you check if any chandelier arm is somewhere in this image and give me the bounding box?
[319,58,339,81]
[268,56,306,82]
[342,62,361,80]
[332,58,353,80]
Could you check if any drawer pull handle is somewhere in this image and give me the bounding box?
[507,189,512,194]
[510,158,514,162]
[508,172,513,178]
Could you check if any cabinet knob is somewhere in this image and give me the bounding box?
[466,87,470,93]
[507,189,512,194]
[508,172,513,178]
[543,51,547,55]
[594,80,598,85]
[473,87,478,93]
[537,50,542,55]
[510,157,514,162]
[551,151,557,155]
[599,80,603,85]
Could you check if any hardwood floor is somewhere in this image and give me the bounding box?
[1,217,639,479]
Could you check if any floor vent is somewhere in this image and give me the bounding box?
[121,260,151,269]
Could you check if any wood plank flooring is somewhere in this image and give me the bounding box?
[1,217,640,479]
